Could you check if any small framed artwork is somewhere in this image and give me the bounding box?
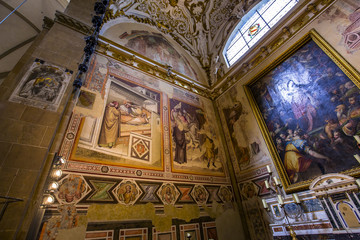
[9,59,72,111]
[272,205,282,218]
[244,29,360,193]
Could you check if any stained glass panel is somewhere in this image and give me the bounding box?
[225,0,299,66]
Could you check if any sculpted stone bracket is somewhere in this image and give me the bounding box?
[42,16,55,30]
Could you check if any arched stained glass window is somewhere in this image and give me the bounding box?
[224,0,299,67]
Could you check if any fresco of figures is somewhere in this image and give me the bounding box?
[72,76,163,169]
[218,186,233,203]
[220,85,270,173]
[117,30,199,81]
[169,98,225,176]
[249,39,360,184]
[55,175,89,204]
[9,59,72,111]
[158,183,179,205]
[191,185,209,204]
[39,205,79,240]
[317,0,360,54]
[239,181,272,240]
[114,180,142,205]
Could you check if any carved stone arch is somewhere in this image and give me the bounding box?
[309,173,357,198]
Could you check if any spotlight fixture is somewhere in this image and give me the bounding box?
[49,182,59,190]
[186,233,191,240]
[52,169,62,179]
[53,153,66,166]
[58,157,66,164]
[43,195,55,204]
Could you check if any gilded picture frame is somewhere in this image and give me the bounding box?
[244,29,360,193]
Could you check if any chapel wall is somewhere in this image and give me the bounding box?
[0,1,94,239]
[216,0,360,239]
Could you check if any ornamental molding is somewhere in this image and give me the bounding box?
[309,173,357,197]
[104,0,259,85]
[54,11,93,35]
[96,37,210,98]
[49,0,334,100]
[211,0,335,99]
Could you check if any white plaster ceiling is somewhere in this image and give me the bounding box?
[0,0,67,81]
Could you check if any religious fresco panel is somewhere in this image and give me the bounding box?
[117,30,198,81]
[38,205,79,240]
[191,185,209,205]
[157,183,180,205]
[113,179,143,205]
[217,82,271,176]
[238,180,272,240]
[316,0,360,55]
[9,59,73,111]
[70,74,163,171]
[60,54,229,182]
[47,53,232,239]
[55,175,90,204]
[169,98,225,176]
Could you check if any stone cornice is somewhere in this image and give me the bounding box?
[54,11,93,35]
[96,38,211,98]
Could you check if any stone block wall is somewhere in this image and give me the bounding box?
[0,2,94,238]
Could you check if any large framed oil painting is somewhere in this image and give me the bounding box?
[244,29,360,193]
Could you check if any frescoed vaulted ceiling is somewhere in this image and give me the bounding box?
[103,0,259,85]
[1,0,260,88]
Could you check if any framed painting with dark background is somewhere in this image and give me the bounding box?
[245,29,360,193]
